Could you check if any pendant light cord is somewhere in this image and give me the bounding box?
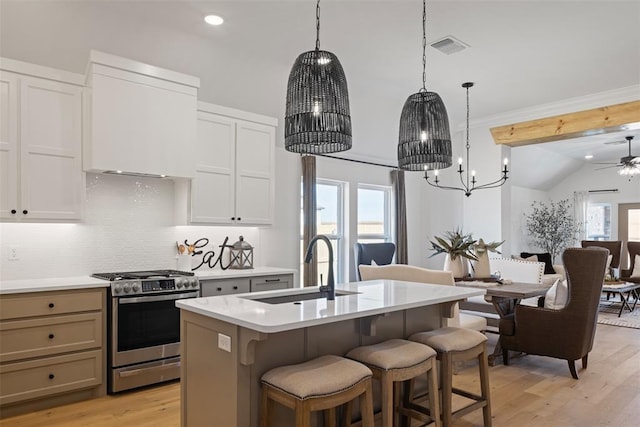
[465,83,471,189]
[315,0,321,50]
[421,0,427,92]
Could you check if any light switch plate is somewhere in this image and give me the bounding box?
[218,333,231,352]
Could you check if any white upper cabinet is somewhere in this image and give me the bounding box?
[0,59,84,221]
[190,103,276,225]
[84,51,199,178]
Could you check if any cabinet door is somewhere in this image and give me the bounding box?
[191,112,236,224]
[0,71,18,220]
[235,121,274,225]
[20,76,83,220]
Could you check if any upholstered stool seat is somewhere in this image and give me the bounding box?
[346,339,442,427]
[261,355,374,427]
[410,327,492,427]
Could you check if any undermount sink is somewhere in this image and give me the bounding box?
[246,290,360,305]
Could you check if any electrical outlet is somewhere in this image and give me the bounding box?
[8,246,19,261]
[218,333,231,352]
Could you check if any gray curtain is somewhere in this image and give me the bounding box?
[391,169,408,264]
[302,155,317,286]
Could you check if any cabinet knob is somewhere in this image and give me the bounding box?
[231,217,236,221]
[10,209,16,214]
[217,287,222,292]
[22,210,28,215]
[48,303,55,308]
[48,334,55,339]
[233,286,238,290]
[48,374,55,380]
[237,217,241,221]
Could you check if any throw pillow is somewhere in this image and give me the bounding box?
[544,278,568,310]
[631,254,640,278]
[604,254,613,276]
[520,252,556,275]
[371,259,378,266]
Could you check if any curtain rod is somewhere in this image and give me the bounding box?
[588,189,619,193]
[310,153,399,170]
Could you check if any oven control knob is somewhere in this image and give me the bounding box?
[132,283,141,293]
[123,283,131,293]
[176,279,184,289]
[113,284,122,294]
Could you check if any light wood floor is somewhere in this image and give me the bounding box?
[2,323,639,427]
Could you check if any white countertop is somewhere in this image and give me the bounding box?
[195,266,295,280]
[0,276,110,294]
[176,280,485,333]
[0,266,295,295]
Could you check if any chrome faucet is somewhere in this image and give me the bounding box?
[304,235,335,300]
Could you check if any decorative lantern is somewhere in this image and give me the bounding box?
[229,236,254,270]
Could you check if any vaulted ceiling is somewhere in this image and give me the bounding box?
[1,0,639,187]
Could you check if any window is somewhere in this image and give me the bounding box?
[357,184,391,244]
[586,203,612,241]
[300,179,345,286]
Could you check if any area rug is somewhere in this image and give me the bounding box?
[597,298,640,329]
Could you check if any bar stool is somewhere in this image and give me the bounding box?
[346,339,442,427]
[260,355,374,427]
[409,327,492,427]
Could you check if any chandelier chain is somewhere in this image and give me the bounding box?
[421,0,427,91]
[315,0,321,50]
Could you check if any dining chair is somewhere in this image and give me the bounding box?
[354,243,396,280]
[499,247,608,379]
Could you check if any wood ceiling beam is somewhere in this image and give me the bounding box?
[490,100,640,147]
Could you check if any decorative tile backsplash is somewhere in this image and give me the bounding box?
[0,174,260,280]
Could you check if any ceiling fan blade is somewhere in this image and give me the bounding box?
[595,165,622,171]
[604,140,627,145]
[592,162,621,165]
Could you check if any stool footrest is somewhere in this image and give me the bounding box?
[452,387,485,403]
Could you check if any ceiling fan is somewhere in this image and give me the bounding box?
[594,136,639,176]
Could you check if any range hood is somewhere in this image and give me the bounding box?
[83,51,200,179]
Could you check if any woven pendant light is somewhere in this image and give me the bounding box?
[285,0,351,154]
[397,0,452,171]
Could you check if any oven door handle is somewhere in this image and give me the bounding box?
[118,292,199,304]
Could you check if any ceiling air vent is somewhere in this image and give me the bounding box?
[430,36,469,55]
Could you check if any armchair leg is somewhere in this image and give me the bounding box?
[502,349,509,366]
[568,360,578,380]
[582,354,588,370]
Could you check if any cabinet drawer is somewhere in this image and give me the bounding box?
[0,289,104,320]
[201,279,250,297]
[250,274,294,292]
[0,312,102,363]
[0,349,102,405]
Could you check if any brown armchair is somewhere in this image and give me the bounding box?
[581,240,622,270]
[621,241,640,284]
[499,247,608,379]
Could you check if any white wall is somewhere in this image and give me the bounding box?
[510,185,550,255]
[0,174,263,280]
[548,162,640,241]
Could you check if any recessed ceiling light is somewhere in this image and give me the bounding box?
[204,15,224,26]
[585,154,594,160]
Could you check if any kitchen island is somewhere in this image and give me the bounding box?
[176,279,485,426]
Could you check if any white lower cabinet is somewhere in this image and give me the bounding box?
[0,59,84,221]
[190,103,276,225]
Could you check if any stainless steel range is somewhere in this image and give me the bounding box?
[92,270,200,393]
